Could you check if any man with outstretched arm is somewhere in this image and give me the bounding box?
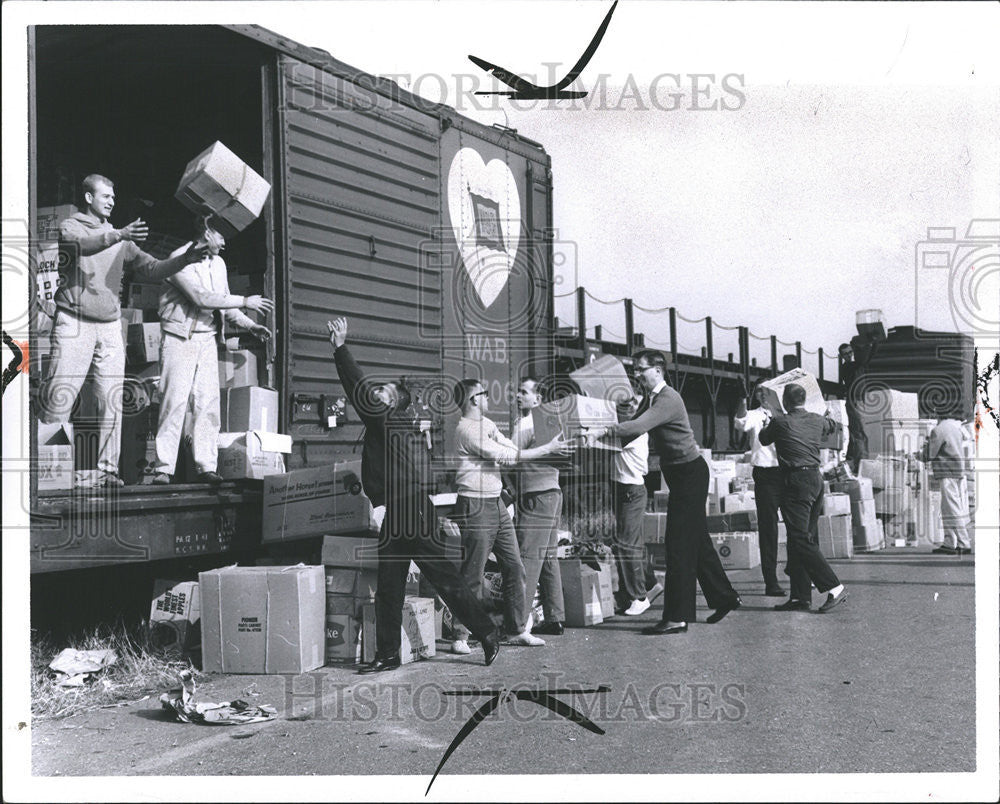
[39,174,209,487]
[329,317,501,673]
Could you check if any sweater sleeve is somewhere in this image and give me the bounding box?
[59,217,120,256]
[610,393,672,440]
[758,418,777,446]
[167,264,245,311]
[464,421,518,465]
[334,344,383,428]
[126,243,191,282]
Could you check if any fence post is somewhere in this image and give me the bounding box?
[770,336,778,375]
[624,298,634,352]
[795,341,802,370]
[576,287,587,358]
[818,347,825,382]
[705,317,713,365]
[669,307,678,361]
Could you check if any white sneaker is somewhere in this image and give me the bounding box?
[647,583,664,603]
[624,598,651,616]
[507,631,545,647]
[450,639,471,655]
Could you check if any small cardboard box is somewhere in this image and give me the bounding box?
[854,518,885,552]
[817,515,854,559]
[859,457,906,491]
[199,565,325,674]
[559,559,603,627]
[722,491,756,513]
[324,567,378,600]
[710,460,737,481]
[823,493,852,516]
[642,512,668,543]
[593,561,615,620]
[217,430,290,480]
[37,204,78,238]
[149,580,201,655]
[873,487,910,516]
[120,406,159,485]
[219,349,259,389]
[830,477,874,502]
[221,386,278,432]
[652,490,670,512]
[711,532,760,570]
[569,354,634,405]
[175,140,272,238]
[321,535,379,571]
[263,462,378,543]
[760,368,827,416]
[126,323,162,364]
[532,395,620,451]
[851,499,878,525]
[706,510,758,534]
[37,422,74,492]
[400,597,436,664]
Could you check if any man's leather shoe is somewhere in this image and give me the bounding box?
[642,621,688,635]
[956,547,972,555]
[531,620,564,636]
[817,589,849,613]
[764,586,786,597]
[932,545,957,555]
[773,599,811,611]
[197,471,223,485]
[357,655,401,674]
[482,632,501,666]
[706,596,742,624]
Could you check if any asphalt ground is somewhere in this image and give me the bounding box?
[28,548,978,794]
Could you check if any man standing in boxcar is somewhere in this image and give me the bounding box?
[584,350,741,635]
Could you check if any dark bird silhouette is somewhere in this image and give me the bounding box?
[468,0,618,100]
[426,685,610,794]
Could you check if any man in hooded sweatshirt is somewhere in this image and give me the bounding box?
[39,174,208,487]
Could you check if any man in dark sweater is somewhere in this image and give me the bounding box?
[759,383,848,613]
[328,317,500,672]
[39,174,208,487]
[585,350,741,635]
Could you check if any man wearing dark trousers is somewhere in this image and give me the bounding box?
[328,318,500,672]
[759,383,849,613]
[734,386,785,596]
[585,350,741,635]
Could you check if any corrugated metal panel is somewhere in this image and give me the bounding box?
[277,55,444,467]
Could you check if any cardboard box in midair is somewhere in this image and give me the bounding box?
[569,354,635,405]
[532,395,620,451]
[199,565,325,674]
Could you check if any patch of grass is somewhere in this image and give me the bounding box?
[31,622,195,721]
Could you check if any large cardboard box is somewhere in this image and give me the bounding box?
[120,406,159,485]
[711,533,760,570]
[642,512,667,543]
[569,354,634,405]
[823,493,852,516]
[400,597,436,664]
[532,395,620,451]
[817,515,854,559]
[830,477,875,502]
[855,388,920,425]
[760,368,826,415]
[559,560,603,627]
[873,487,910,516]
[126,323,161,364]
[199,565,325,674]
[217,430,289,480]
[263,462,378,543]
[859,457,906,491]
[175,141,272,238]
[37,422,74,492]
[854,518,885,552]
[221,386,278,432]
[321,535,379,571]
[324,598,362,664]
[586,560,615,620]
[148,580,201,655]
[324,567,378,601]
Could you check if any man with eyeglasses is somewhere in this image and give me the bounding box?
[449,378,573,654]
[584,350,741,635]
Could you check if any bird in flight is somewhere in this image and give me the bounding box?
[468,0,619,100]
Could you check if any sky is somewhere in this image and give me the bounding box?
[258,1,1000,372]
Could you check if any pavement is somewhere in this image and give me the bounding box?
[30,548,977,789]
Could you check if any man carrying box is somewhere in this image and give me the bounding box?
[38,174,209,487]
[734,385,786,597]
[449,378,573,654]
[759,383,848,613]
[329,318,501,673]
[585,350,741,635]
[151,216,272,485]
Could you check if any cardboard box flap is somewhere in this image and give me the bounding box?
[38,422,73,445]
[252,431,293,454]
[760,368,827,415]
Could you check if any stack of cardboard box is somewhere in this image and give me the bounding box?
[830,476,883,552]
[217,386,290,480]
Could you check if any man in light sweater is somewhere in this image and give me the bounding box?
[920,418,973,555]
[449,378,572,653]
[151,217,273,485]
[584,350,741,635]
[511,376,567,636]
[734,386,786,596]
[39,174,208,487]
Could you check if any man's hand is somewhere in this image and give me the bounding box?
[244,295,274,316]
[181,240,210,264]
[545,432,576,456]
[327,317,347,348]
[581,426,607,448]
[116,218,148,243]
[248,323,271,342]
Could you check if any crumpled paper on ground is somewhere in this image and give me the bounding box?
[159,670,276,725]
[49,648,118,687]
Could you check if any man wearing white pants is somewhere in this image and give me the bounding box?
[151,218,272,484]
[921,418,973,555]
[40,174,208,487]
